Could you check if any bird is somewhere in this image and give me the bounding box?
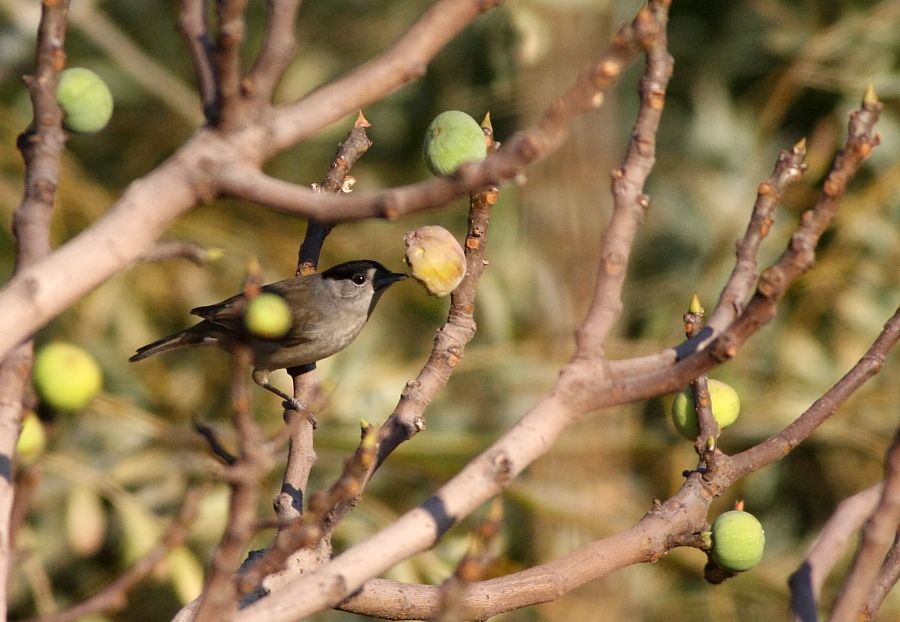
[129,260,407,406]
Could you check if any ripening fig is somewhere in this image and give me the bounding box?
[56,67,114,133]
[710,510,765,572]
[423,110,487,176]
[670,378,740,440]
[16,411,46,464]
[244,292,293,339]
[404,225,467,297]
[33,342,103,411]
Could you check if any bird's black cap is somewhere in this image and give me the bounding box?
[321,260,407,289]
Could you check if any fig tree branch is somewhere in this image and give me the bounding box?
[218,1,649,221]
[339,308,900,620]
[0,0,619,365]
[231,85,884,622]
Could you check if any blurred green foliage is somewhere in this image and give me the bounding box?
[1,0,898,620]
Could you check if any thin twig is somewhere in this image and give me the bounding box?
[140,240,223,266]
[862,531,900,620]
[213,0,249,129]
[245,0,302,103]
[789,484,883,622]
[575,1,673,357]
[179,0,217,121]
[730,308,899,479]
[193,344,268,621]
[706,139,809,334]
[21,489,202,622]
[237,424,377,595]
[829,428,900,622]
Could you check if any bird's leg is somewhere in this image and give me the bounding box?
[252,369,303,412]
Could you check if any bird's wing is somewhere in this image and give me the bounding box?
[190,292,247,328]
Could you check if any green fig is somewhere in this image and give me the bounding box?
[423,110,487,176]
[33,342,103,411]
[670,378,740,440]
[710,510,765,572]
[56,67,113,134]
[244,292,293,339]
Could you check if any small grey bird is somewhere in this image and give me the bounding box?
[130,260,407,404]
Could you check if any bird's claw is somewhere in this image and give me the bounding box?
[282,398,304,412]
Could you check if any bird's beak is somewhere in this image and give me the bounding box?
[375,271,408,290]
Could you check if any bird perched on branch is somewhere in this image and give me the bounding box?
[130,260,407,406]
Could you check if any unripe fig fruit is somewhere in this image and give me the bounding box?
[244,292,293,339]
[404,225,467,297]
[33,342,103,411]
[423,110,487,176]
[711,510,765,572]
[16,411,46,464]
[671,378,740,440]
[56,67,113,133]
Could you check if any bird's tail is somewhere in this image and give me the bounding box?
[128,328,205,362]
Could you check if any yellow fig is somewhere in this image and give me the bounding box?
[404,225,467,297]
[244,292,293,339]
[16,411,46,464]
[33,342,103,411]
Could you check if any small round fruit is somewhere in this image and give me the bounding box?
[670,378,740,440]
[710,510,765,572]
[404,225,467,297]
[33,342,103,411]
[55,68,113,133]
[16,411,46,463]
[423,110,487,176]
[244,292,293,339]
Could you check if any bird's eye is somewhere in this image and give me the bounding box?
[351,273,367,285]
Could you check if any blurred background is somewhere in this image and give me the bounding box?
[1,0,899,620]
